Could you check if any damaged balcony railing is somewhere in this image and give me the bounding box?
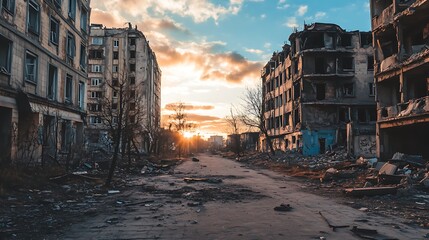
[372,3,394,30]
[379,95,429,120]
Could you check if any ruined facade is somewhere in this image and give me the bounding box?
[87,24,161,153]
[262,23,376,156]
[0,0,90,164]
[370,0,429,160]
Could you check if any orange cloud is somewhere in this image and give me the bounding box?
[164,103,215,111]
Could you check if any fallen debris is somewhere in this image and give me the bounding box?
[344,186,397,197]
[319,211,349,231]
[192,157,200,162]
[274,203,292,212]
[183,177,223,184]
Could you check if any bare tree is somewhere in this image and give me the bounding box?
[167,102,194,158]
[224,107,242,156]
[239,85,276,155]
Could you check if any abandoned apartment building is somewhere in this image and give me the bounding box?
[0,0,90,164]
[86,24,161,153]
[261,23,376,157]
[370,0,429,160]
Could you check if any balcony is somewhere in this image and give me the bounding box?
[379,95,429,121]
[372,4,394,30]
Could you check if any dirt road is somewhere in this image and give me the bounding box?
[58,154,428,240]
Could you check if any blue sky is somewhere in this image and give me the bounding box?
[91,0,372,137]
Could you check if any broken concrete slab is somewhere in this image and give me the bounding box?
[378,163,397,175]
[183,177,223,184]
[344,186,397,197]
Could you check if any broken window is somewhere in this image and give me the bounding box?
[129,77,135,85]
[367,56,374,71]
[293,60,298,75]
[89,50,103,59]
[284,112,290,126]
[68,0,76,20]
[27,0,40,35]
[25,51,38,83]
[112,91,117,98]
[53,0,61,9]
[80,6,88,33]
[130,50,136,59]
[292,136,296,144]
[130,38,136,46]
[316,83,326,100]
[113,51,119,59]
[130,90,135,99]
[50,17,59,45]
[343,83,355,97]
[112,103,117,110]
[47,64,57,100]
[293,83,300,99]
[358,109,367,123]
[130,115,136,124]
[294,108,300,124]
[79,44,86,72]
[287,89,292,102]
[130,102,136,111]
[287,66,291,79]
[340,34,352,47]
[340,57,354,71]
[129,63,135,71]
[78,81,84,109]
[90,91,102,98]
[65,74,73,103]
[360,32,372,47]
[369,82,376,96]
[61,120,72,151]
[66,32,75,63]
[0,35,12,73]
[89,116,102,124]
[338,108,349,123]
[369,107,377,122]
[91,37,103,45]
[112,78,119,87]
[2,0,15,14]
[112,65,118,73]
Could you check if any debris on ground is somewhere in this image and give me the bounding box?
[273,203,292,212]
[319,211,349,231]
[192,157,200,162]
[183,177,223,184]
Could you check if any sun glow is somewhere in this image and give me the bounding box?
[183,131,194,138]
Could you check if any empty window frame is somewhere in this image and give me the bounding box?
[367,56,374,71]
[47,64,57,100]
[130,38,136,46]
[91,65,102,72]
[91,78,101,86]
[90,91,102,98]
[341,57,354,71]
[53,0,61,9]
[129,63,136,71]
[369,82,376,96]
[113,51,119,59]
[68,0,76,20]
[50,17,59,45]
[284,112,290,126]
[89,49,103,59]
[66,32,76,61]
[2,0,15,14]
[0,35,12,73]
[25,51,38,83]
[65,74,73,103]
[80,6,88,33]
[129,77,135,85]
[27,0,40,35]
[316,83,326,100]
[130,50,136,59]
[78,81,84,109]
[89,116,102,124]
[343,83,355,97]
[79,44,86,71]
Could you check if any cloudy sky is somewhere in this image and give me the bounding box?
[91,0,371,137]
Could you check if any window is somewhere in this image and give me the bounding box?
[89,104,101,112]
[28,0,40,35]
[343,83,355,97]
[91,37,103,45]
[358,109,367,123]
[112,103,117,110]
[90,91,102,98]
[50,17,59,45]
[47,65,57,100]
[91,78,101,86]
[112,65,118,73]
[80,7,88,33]
[113,51,119,59]
[79,44,86,72]
[66,32,75,62]
[130,63,136,71]
[89,116,102,124]
[91,65,102,72]
[78,81,84,109]
[367,56,374,71]
[89,49,103,59]
[130,51,136,58]
[339,108,349,122]
[53,0,61,9]
[113,91,118,98]
[129,77,135,84]
[130,90,135,99]
[68,0,76,20]
[25,51,38,83]
[0,35,12,73]
[112,78,118,87]
[316,83,326,100]
[65,74,73,103]
[369,82,376,96]
[2,0,15,14]
[284,113,290,126]
[341,57,354,71]
[113,39,119,47]
[130,115,135,124]
[130,38,136,46]
[130,102,136,111]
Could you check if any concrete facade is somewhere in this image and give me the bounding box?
[87,24,161,153]
[0,0,90,164]
[370,0,429,160]
[261,23,376,157]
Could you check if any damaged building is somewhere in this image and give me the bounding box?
[261,23,376,156]
[87,24,161,153]
[0,0,90,164]
[370,0,429,160]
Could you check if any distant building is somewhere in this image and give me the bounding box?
[370,0,429,160]
[0,0,90,164]
[87,23,161,153]
[261,23,376,156]
[240,132,259,150]
[208,135,224,149]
